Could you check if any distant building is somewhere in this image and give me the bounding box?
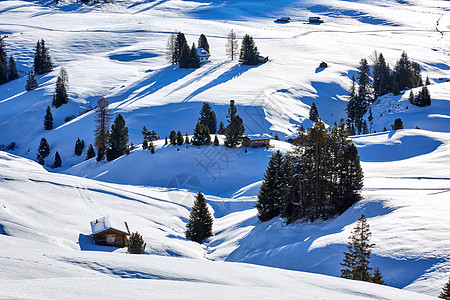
[309,17,324,24]
[242,134,272,148]
[197,48,211,64]
[258,56,269,64]
[90,216,130,247]
[276,17,291,23]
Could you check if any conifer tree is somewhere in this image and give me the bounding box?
[0,37,7,85]
[44,106,53,130]
[198,34,210,53]
[188,43,201,69]
[166,32,177,65]
[34,39,52,75]
[94,96,112,161]
[217,121,225,134]
[142,139,148,149]
[74,138,85,156]
[169,130,177,145]
[141,126,159,142]
[394,51,414,91]
[255,150,286,222]
[149,141,155,154]
[309,102,319,122]
[37,137,50,165]
[202,125,211,145]
[86,144,96,160]
[226,29,239,61]
[439,276,450,299]
[174,32,188,65]
[371,267,385,285]
[25,71,38,91]
[191,122,204,146]
[239,34,259,65]
[106,114,129,161]
[358,58,373,105]
[178,42,191,69]
[415,86,431,107]
[341,214,374,282]
[425,76,430,86]
[185,132,190,144]
[198,102,217,134]
[52,68,69,108]
[411,61,422,87]
[52,151,62,168]
[185,191,213,243]
[176,130,184,146]
[127,232,146,254]
[8,55,18,81]
[213,134,219,146]
[224,100,245,148]
[372,53,391,98]
[391,118,403,130]
[408,90,415,105]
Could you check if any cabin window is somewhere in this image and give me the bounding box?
[105,234,115,244]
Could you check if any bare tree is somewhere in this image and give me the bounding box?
[94,96,112,161]
[166,32,177,65]
[225,29,239,61]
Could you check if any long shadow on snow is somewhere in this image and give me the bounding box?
[78,234,117,252]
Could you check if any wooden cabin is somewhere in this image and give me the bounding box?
[309,17,324,24]
[242,134,271,148]
[276,17,291,23]
[90,216,130,247]
[197,48,211,64]
[258,56,269,64]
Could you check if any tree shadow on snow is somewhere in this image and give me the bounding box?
[78,233,117,252]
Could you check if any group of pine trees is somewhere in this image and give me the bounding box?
[26,39,54,92]
[347,51,430,134]
[256,119,363,223]
[0,37,19,85]
[166,32,207,69]
[141,126,158,153]
[36,137,61,168]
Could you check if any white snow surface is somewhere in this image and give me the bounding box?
[0,0,450,298]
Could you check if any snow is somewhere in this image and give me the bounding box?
[90,215,129,235]
[0,0,449,297]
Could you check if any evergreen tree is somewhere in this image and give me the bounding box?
[191,122,204,146]
[391,118,403,130]
[358,58,373,105]
[52,68,69,108]
[34,39,52,75]
[393,51,413,91]
[74,138,85,156]
[371,267,385,285]
[178,41,190,69]
[202,125,211,145]
[309,102,319,122]
[213,134,219,146]
[25,70,38,91]
[415,86,431,107]
[174,32,188,65]
[8,55,18,81]
[94,96,112,161]
[127,232,146,254]
[141,126,159,142]
[149,141,155,154]
[176,130,184,146]
[188,43,201,69]
[52,151,62,168]
[166,32,177,65]
[408,90,415,105]
[224,100,245,148]
[217,121,225,134]
[142,139,148,150]
[411,61,422,87]
[255,150,286,222]
[372,53,391,98]
[198,34,210,53]
[0,37,7,85]
[425,76,430,86]
[185,132,190,144]
[37,137,50,165]
[44,106,53,130]
[106,114,129,161]
[341,214,374,282]
[185,191,213,243]
[165,137,168,145]
[239,34,259,65]
[226,29,239,61]
[198,102,217,134]
[86,144,96,160]
[169,130,177,145]
[439,277,450,299]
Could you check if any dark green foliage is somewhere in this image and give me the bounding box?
[411,61,422,87]
[358,58,373,104]
[191,122,211,146]
[239,34,259,65]
[372,53,391,98]
[341,215,374,282]
[94,96,112,162]
[37,137,50,165]
[309,102,319,122]
[439,277,450,299]
[127,232,146,254]
[176,130,184,146]
[274,134,279,140]
[106,114,129,161]
[391,118,403,130]
[224,100,245,148]
[185,132,190,144]
[34,39,52,75]
[408,90,415,105]
[198,102,217,134]
[74,138,85,156]
[141,126,159,142]
[185,191,213,243]
[25,71,38,91]
[52,151,62,168]
[198,34,210,53]
[256,150,286,222]
[371,267,385,285]
[178,43,191,69]
[149,141,155,154]
[86,144,96,160]
[169,130,177,145]
[44,106,53,131]
[165,137,168,145]
[8,55,18,81]
[142,139,148,149]
[188,43,201,69]
[0,37,8,85]
[425,76,430,86]
[174,32,188,65]
[414,86,431,107]
[213,134,219,146]
[52,68,68,108]
[217,121,225,134]
[346,63,369,134]
[393,51,421,91]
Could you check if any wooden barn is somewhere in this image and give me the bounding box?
[309,17,324,24]
[197,48,211,64]
[275,17,291,23]
[90,216,130,247]
[242,134,272,148]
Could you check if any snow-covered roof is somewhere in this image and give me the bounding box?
[245,133,272,140]
[90,216,129,236]
[197,48,210,58]
[309,17,322,21]
[279,17,290,21]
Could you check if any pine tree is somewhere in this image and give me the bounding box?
[141,126,159,142]
[309,102,319,122]
[185,191,213,243]
[185,132,190,144]
[198,102,217,134]
[86,144,96,160]
[188,43,201,69]
[142,139,148,149]
[106,114,129,161]
[239,34,259,65]
[25,71,38,91]
[178,41,190,69]
[74,138,85,156]
[44,106,53,130]
[174,32,188,65]
[224,100,245,148]
[176,130,184,146]
[34,39,52,75]
[341,214,374,282]
[408,90,415,105]
[166,32,177,65]
[217,121,225,134]
[198,34,210,53]
[37,137,50,165]
[394,51,413,91]
[169,130,177,145]
[371,267,385,285]
[8,55,18,81]
[391,118,403,130]
[439,277,450,299]
[0,37,7,85]
[202,125,211,145]
[213,134,219,146]
[372,53,391,98]
[52,68,69,108]
[411,61,422,87]
[94,96,112,161]
[149,141,155,154]
[255,150,286,222]
[425,76,430,86]
[127,232,146,254]
[226,29,239,61]
[52,151,62,168]
[358,58,373,105]
[415,86,431,107]
[191,122,204,146]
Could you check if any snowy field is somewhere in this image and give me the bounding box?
[0,0,450,298]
